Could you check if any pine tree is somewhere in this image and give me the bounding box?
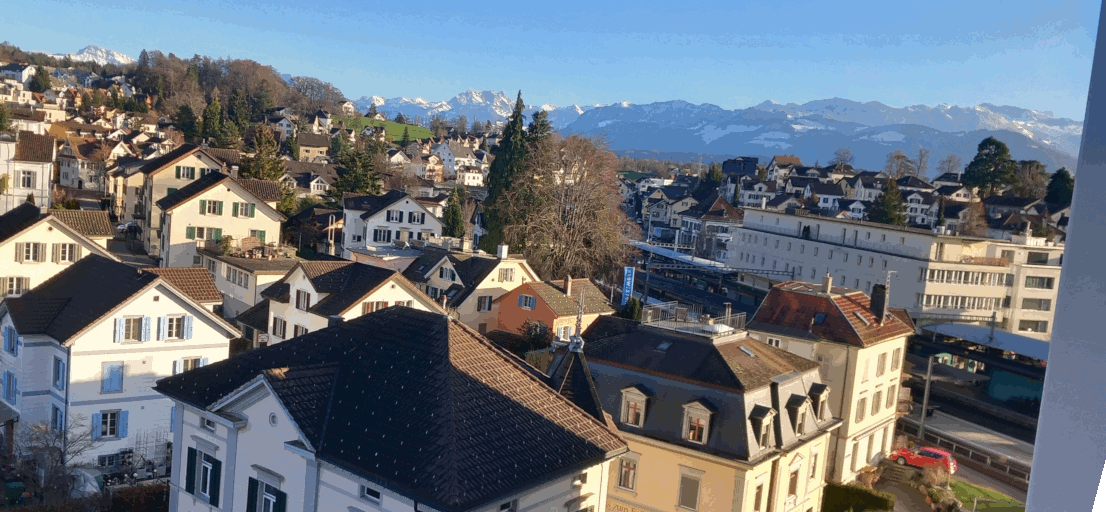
[964,137,1018,197]
[241,129,285,181]
[215,119,242,149]
[366,104,378,117]
[935,199,946,226]
[868,179,908,226]
[442,187,467,238]
[28,66,51,93]
[1045,167,1075,205]
[400,126,411,148]
[620,297,643,321]
[80,92,92,113]
[250,81,274,121]
[329,151,380,201]
[286,136,300,160]
[482,91,529,252]
[175,105,198,142]
[527,110,553,144]
[228,88,251,133]
[0,103,10,132]
[697,163,723,195]
[202,93,223,141]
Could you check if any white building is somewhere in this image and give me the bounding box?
[0,204,117,297]
[196,251,301,321]
[155,172,285,268]
[728,208,1065,340]
[154,307,627,512]
[432,142,478,176]
[0,63,35,85]
[341,190,443,259]
[0,131,55,213]
[455,166,484,187]
[0,255,239,467]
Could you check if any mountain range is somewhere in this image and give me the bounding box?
[40,45,136,67]
[357,91,1083,173]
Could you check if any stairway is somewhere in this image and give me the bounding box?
[882,462,913,484]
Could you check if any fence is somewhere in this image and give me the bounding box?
[895,417,1031,491]
[642,301,746,337]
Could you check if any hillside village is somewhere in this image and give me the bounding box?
[0,45,1075,512]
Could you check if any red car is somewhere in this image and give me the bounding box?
[891,446,958,474]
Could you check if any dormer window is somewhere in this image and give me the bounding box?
[750,405,776,450]
[620,386,648,428]
[682,400,714,445]
[786,395,812,437]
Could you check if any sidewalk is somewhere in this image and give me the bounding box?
[906,409,1034,467]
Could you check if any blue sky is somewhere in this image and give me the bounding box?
[2,0,1100,119]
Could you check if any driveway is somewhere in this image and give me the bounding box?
[107,239,156,268]
[874,480,932,512]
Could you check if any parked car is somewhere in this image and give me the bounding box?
[890,446,958,474]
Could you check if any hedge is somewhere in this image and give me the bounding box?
[822,482,896,512]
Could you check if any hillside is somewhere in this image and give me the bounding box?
[335,116,432,142]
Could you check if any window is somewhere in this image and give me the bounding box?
[204,200,222,215]
[886,385,897,409]
[796,411,806,436]
[20,170,35,189]
[52,357,65,390]
[249,230,266,243]
[386,210,403,222]
[788,470,799,497]
[427,286,441,299]
[678,473,701,510]
[683,403,711,444]
[293,324,308,337]
[766,338,781,348]
[247,478,283,512]
[1001,249,1015,262]
[2,371,16,403]
[164,316,183,339]
[872,390,882,415]
[519,294,536,310]
[892,348,902,371]
[573,472,588,486]
[810,453,819,480]
[439,267,456,281]
[4,277,29,296]
[202,418,216,432]
[687,417,707,443]
[499,501,518,512]
[855,398,867,423]
[295,290,311,310]
[477,295,493,312]
[56,243,78,263]
[181,357,201,373]
[101,411,119,437]
[234,202,257,218]
[360,485,381,504]
[122,317,141,341]
[1019,320,1049,333]
[52,405,64,430]
[2,326,16,357]
[101,363,123,393]
[1021,298,1052,311]
[617,456,638,490]
[1025,276,1054,289]
[753,484,764,511]
[876,353,887,377]
[861,359,870,382]
[372,228,392,243]
[271,317,287,338]
[21,242,45,262]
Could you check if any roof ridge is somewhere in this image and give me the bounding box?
[313,363,344,453]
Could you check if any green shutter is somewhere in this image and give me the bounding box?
[274,490,287,512]
[213,228,222,241]
[258,231,265,243]
[175,166,181,179]
[246,478,259,511]
[216,201,223,215]
[184,448,197,494]
[232,202,239,217]
[208,458,222,507]
[250,203,256,218]
[199,200,206,214]
[186,227,195,240]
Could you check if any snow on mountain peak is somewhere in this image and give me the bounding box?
[44,45,135,66]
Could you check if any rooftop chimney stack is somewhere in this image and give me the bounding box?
[564,276,573,297]
[327,315,344,327]
[496,244,509,259]
[822,272,833,294]
[723,302,732,318]
[871,283,890,325]
[761,196,767,209]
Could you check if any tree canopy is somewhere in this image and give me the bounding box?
[481,91,530,252]
[442,187,467,238]
[1045,168,1075,205]
[963,137,1018,197]
[867,179,907,226]
[241,129,284,181]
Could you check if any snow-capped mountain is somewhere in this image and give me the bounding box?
[562,99,1082,173]
[44,45,135,66]
[351,90,592,129]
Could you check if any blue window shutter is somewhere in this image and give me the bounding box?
[113,319,123,343]
[141,317,151,341]
[170,406,175,433]
[183,316,194,339]
[2,372,8,402]
[114,365,123,391]
[2,327,8,352]
[157,317,166,341]
[119,411,128,438]
[518,295,524,307]
[59,362,65,390]
[91,413,102,440]
[172,359,181,375]
[200,357,209,367]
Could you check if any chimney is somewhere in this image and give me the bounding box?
[496,244,509,259]
[871,283,890,325]
[327,315,344,327]
[760,196,767,209]
[723,302,732,318]
[821,272,833,294]
[564,276,573,297]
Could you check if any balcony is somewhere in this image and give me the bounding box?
[959,256,1010,267]
[642,301,746,338]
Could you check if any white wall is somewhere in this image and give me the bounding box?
[0,141,52,214]
[342,197,443,258]
[0,218,116,297]
[161,182,283,268]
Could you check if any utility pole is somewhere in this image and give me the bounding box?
[917,355,935,440]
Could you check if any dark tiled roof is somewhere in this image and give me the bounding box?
[141,267,223,303]
[530,279,614,317]
[342,189,409,216]
[283,161,342,187]
[235,299,271,332]
[204,148,244,167]
[199,250,302,274]
[807,181,846,197]
[582,316,819,391]
[155,171,229,211]
[5,255,157,342]
[896,176,934,189]
[268,261,412,316]
[154,308,626,511]
[0,203,45,244]
[14,131,55,163]
[749,281,914,348]
[297,132,330,148]
[234,178,283,202]
[402,247,505,308]
[138,144,202,175]
[933,172,963,183]
[47,210,113,238]
[983,195,1041,208]
[547,350,608,423]
[683,193,743,221]
[935,185,968,196]
[260,282,290,303]
[766,195,803,209]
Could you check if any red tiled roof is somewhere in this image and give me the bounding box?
[750,281,914,347]
[14,131,55,163]
[772,155,803,167]
[143,267,224,303]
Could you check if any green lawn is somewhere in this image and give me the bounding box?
[334,116,432,142]
[619,171,647,181]
[950,481,1025,511]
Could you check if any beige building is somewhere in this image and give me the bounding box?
[296,133,330,162]
[747,279,914,483]
[401,243,538,333]
[578,307,842,512]
[127,144,225,258]
[728,208,1065,341]
[0,203,117,297]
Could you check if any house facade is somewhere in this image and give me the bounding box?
[496,278,615,340]
[296,133,330,162]
[0,204,117,298]
[341,190,444,258]
[132,145,226,258]
[0,131,55,214]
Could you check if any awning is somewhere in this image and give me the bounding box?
[905,354,991,384]
[921,323,1050,362]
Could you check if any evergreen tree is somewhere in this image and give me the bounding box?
[935,199,946,226]
[329,151,380,201]
[79,92,92,113]
[241,129,285,181]
[963,137,1018,197]
[526,110,553,144]
[286,135,300,160]
[250,81,274,121]
[228,88,251,133]
[868,179,908,226]
[394,112,408,124]
[481,91,529,252]
[331,133,352,165]
[0,103,10,132]
[366,104,378,117]
[442,187,467,237]
[1045,167,1075,205]
[215,119,242,149]
[175,105,198,142]
[619,297,643,321]
[202,93,223,141]
[696,163,723,195]
[28,66,51,93]
[400,126,411,148]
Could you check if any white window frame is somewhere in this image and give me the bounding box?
[678,466,704,511]
[620,388,647,428]
[359,485,382,504]
[520,294,536,310]
[617,452,640,491]
[682,402,712,445]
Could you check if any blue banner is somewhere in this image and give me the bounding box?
[621,266,635,306]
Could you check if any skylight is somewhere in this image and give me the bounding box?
[656,341,673,352]
[739,346,757,357]
[813,313,827,325]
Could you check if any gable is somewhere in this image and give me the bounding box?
[150,152,222,179]
[0,217,117,261]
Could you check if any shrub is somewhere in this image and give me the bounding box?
[822,482,896,512]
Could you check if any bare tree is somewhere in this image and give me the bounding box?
[498,135,632,282]
[935,154,963,178]
[829,147,855,166]
[915,148,930,178]
[1014,160,1049,199]
[290,76,346,113]
[883,149,916,179]
[13,414,103,504]
[960,201,988,236]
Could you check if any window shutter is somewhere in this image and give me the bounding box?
[36,244,46,262]
[119,410,128,438]
[186,226,196,240]
[58,361,65,390]
[141,317,151,341]
[91,413,102,440]
[172,360,181,375]
[157,317,166,341]
[213,228,222,241]
[258,231,265,243]
[517,295,524,307]
[185,448,197,494]
[200,357,209,367]
[208,458,222,507]
[2,372,7,402]
[14,243,22,263]
[232,202,239,217]
[175,166,181,179]
[113,319,123,343]
[170,406,175,433]
[216,201,223,215]
[51,243,59,263]
[274,489,287,512]
[183,316,194,339]
[199,200,206,215]
[250,204,256,217]
[19,278,28,292]
[75,245,82,260]
[246,478,259,512]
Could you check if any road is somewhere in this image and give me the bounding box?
[913,393,1037,444]
[107,239,155,268]
[952,464,1027,504]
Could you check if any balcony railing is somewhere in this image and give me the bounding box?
[642,301,746,338]
[960,256,1010,267]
